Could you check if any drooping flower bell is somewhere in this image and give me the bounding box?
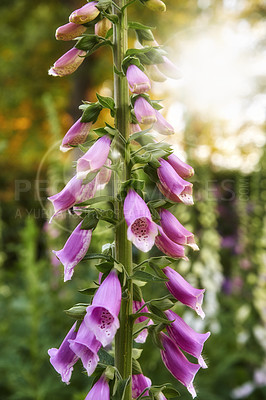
[134,97,157,125]
[145,64,167,82]
[157,56,181,79]
[52,221,92,282]
[163,266,206,319]
[159,208,199,251]
[153,110,175,135]
[165,309,210,368]
[60,117,92,152]
[155,226,187,259]
[96,159,112,191]
[132,374,152,399]
[124,189,158,252]
[133,299,153,343]
[95,18,112,37]
[48,322,79,384]
[49,48,86,77]
[48,174,97,221]
[167,154,194,179]
[85,375,110,400]
[157,158,194,205]
[84,270,121,347]
[126,65,151,94]
[55,22,87,41]
[68,320,101,376]
[76,135,111,180]
[69,1,100,24]
[160,333,200,398]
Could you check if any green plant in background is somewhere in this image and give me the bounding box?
[46,0,211,399]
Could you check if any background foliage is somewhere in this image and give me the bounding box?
[0,0,265,399]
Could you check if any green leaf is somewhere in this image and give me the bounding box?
[96,93,115,111]
[149,304,170,322]
[105,365,116,380]
[78,282,99,296]
[133,283,143,301]
[128,127,152,142]
[128,21,154,30]
[81,102,103,123]
[105,27,113,39]
[112,377,131,400]
[82,170,99,184]
[150,298,174,311]
[133,320,149,335]
[143,164,158,183]
[131,312,171,325]
[75,34,102,52]
[81,211,99,230]
[149,384,180,399]
[132,348,143,360]
[64,305,87,319]
[83,253,112,261]
[76,195,114,207]
[135,29,154,44]
[95,261,114,273]
[98,348,114,366]
[132,270,168,283]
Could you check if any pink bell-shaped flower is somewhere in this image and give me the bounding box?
[84,270,121,347]
[68,320,101,376]
[76,135,111,180]
[95,18,112,37]
[60,118,92,152]
[157,158,194,205]
[167,154,194,179]
[85,375,110,400]
[159,208,199,251]
[160,333,200,398]
[52,221,92,282]
[124,189,158,252]
[133,299,153,343]
[153,110,175,135]
[48,322,79,384]
[155,225,187,259]
[69,2,100,24]
[96,159,112,191]
[165,309,210,368]
[132,374,152,399]
[134,97,157,125]
[163,266,206,319]
[48,174,97,221]
[157,56,181,79]
[48,48,86,77]
[55,22,87,41]
[126,65,151,94]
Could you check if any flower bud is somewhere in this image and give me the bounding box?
[48,48,86,77]
[69,1,100,24]
[55,22,87,41]
[145,0,166,12]
[95,18,112,37]
[60,117,92,152]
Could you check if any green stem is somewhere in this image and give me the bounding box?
[112,1,133,398]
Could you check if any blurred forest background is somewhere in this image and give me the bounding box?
[0,0,266,399]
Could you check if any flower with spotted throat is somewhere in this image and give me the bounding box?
[123,189,158,252]
[84,270,121,347]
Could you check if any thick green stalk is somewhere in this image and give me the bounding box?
[112,1,133,398]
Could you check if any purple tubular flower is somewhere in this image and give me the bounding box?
[52,221,92,282]
[55,22,87,41]
[126,65,151,94]
[85,375,110,400]
[84,270,121,347]
[155,226,187,260]
[157,56,181,79]
[48,174,97,221]
[167,154,194,179]
[157,158,194,205]
[130,123,142,135]
[133,299,153,343]
[159,208,199,251]
[48,48,86,77]
[153,110,175,135]
[124,189,158,252]
[145,64,167,82]
[76,135,112,180]
[163,266,206,319]
[134,97,157,125]
[68,321,101,376]
[60,118,92,152]
[160,333,200,398]
[95,18,112,37]
[165,309,210,368]
[96,159,112,191]
[69,2,100,25]
[132,374,152,399]
[48,322,79,384]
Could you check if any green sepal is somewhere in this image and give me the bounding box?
[128,21,155,31]
[81,210,99,230]
[128,127,152,143]
[80,102,103,123]
[64,304,88,319]
[135,29,154,45]
[95,261,114,273]
[101,11,119,24]
[149,304,171,322]
[96,0,112,11]
[122,55,144,74]
[132,348,143,360]
[133,319,149,336]
[151,297,174,311]
[75,34,102,51]
[149,324,165,350]
[150,99,163,110]
[82,170,99,184]
[105,27,113,39]
[76,195,114,207]
[149,384,180,399]
[83,253,112,261]
[132,270,168,283]
[133,283,143,301]
[143,164,159,183]
[112,377,131,400]
[78,282,99,296]
[96,93,115,112]
[132,358,143,375]
[98,348,114,366]
[105,365,116,380]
